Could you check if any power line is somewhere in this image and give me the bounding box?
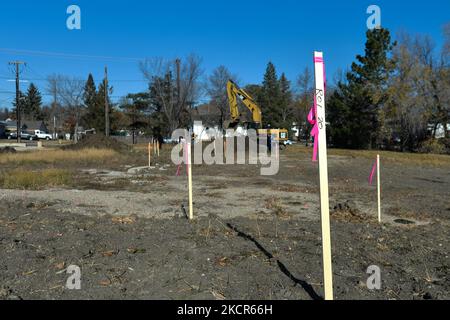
[0,48,143,62]
[0,76,148,83]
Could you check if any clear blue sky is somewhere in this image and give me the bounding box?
[0,0,448,108]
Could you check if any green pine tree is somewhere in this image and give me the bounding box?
[24,83,43,120]
[120,92,151,142]
[259,62,282,128]
[279,73,293,130]
[82,73,113,134]
[328,28,396,149]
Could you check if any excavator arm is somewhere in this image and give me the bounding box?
[227,80,262,128]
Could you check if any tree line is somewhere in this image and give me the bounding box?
[3,24,448,153]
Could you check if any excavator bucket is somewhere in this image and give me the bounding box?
[224,119,239,129]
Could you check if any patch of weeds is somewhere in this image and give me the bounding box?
[0,148,118,166]
[264,196,291,218]
[0,169,72,190]
[330,201,372,223]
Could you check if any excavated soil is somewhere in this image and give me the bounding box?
[0,145,449,300]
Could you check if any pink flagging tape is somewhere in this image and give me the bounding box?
[314,57,324,63]
[307,99,319,162]
[176,162,181,176]
[175,142,189,176]
[308,56,326,162]
[368,158,377,185]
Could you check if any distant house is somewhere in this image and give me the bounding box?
[190,104,255,141]
[2,120,48,134]
[428,123,450,139]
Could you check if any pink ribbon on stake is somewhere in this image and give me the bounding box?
[307,101,319,162]
[175,141,189,176]
[308,56,326,162]
[368,158,377,185]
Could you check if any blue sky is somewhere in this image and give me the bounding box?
[0,0,449,108]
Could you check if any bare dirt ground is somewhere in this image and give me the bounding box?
[0,143,449,300]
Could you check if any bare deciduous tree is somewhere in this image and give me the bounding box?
[411,34,449,139]
[294,67,313,143]
[140,54,203,133]
[47,75,84,141]
[388,34,427,150]
[206,65,238,129]
[444,23,450,65]
[387,31,450,150]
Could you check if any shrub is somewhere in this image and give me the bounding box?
[418,139,447,154]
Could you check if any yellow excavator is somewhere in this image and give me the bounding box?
[226,80,289,144]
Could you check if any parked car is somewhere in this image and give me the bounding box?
[163,137,176,144]
[34,130,53,140]
[7,131,37,141]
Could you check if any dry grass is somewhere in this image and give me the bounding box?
[0,148,118,165]
[133,143,151,151]
[329,148,450,166]
[0,168,72,190]
[286,145,450,167]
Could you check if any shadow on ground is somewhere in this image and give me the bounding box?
[226,223,323,300]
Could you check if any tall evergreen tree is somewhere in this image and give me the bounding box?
[24,83,43,120]
[259,62,282,127]
[83,74,97,109]
[119,92,151,143]
[82,73,113,133]
[328,28,396,148]
[279,73,293,130]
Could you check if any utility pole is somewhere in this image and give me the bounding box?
[175,58,182,130]
[51,80,58,140]
[53,115,56,140]
[104,66,110,136]
[175,58,181,106]
[9,61,26,143]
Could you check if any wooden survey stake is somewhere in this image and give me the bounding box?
[313,51,333,300]
[157,140,160,157]
[148,142,151,167]
[187,141,193,220]
[377,154,381,223]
